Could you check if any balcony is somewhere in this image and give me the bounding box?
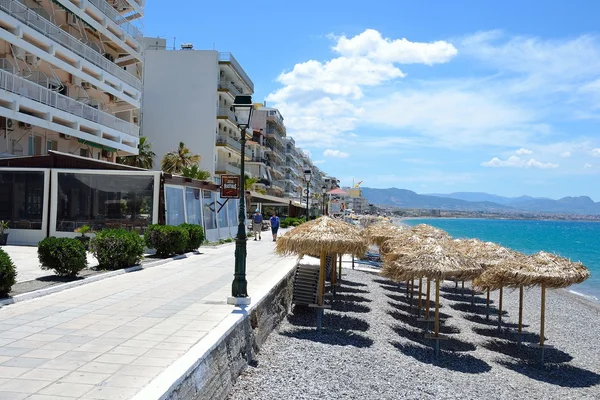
[218,52,254,93]
[0,68,138,137]
[218,81,243,97]
[248,156,268,164]
[0,0,142,91]
[217,107,238,124]
[216,134,242,153]
[86,0,143,43]
[226,162,241,175]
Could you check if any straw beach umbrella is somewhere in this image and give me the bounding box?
[510,251,590,361]
[276,216,367,330]
[387,243,482,357]
[362,221,406,247]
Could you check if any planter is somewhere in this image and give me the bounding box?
[75,236,90,250]
[0,233,8,246]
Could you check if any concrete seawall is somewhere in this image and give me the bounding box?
[153,265,296,400]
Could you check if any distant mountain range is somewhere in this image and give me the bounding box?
[360,188,600,216]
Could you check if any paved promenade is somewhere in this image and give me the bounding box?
[0,237,297,400]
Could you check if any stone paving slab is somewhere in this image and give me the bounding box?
[0,237,297,399]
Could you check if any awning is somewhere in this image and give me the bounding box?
[77,139,118,153]
[248,190,306,209]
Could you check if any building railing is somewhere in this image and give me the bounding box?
[0,68,139,136]
[248,156,268,163]
[218,81,242,97]
[217,107,237,123]
[0,0,142,90]
[216,134,241,152]
[86,0,143,42]
[218,52,254,92]
[226,162,241,175]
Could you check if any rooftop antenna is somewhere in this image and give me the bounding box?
[172,37,176,50]
[213,42,215,50]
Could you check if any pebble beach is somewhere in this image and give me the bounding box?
[228,266,600,400]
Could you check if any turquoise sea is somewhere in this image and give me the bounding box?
[402,218,600,302]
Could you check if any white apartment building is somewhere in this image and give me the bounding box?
[0,0,144,160]
[141,41,254,178]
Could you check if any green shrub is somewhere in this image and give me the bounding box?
[179,223,205,252]
[90,229,144,270]
[0,248,16,297]
[280,217,306,228]
[38,237,87,277]
[144,224,188,257]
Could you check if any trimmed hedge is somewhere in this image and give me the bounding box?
[0,248,16,297]
[90,229,144,270]
[179,223,205,252]
[38,237,87,277]
[144,224,188,257]
[280,217,306,228]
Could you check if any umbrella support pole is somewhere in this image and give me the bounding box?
[338,254,343,283]
[330,254,337,297]
[352,254,355,270]
[316,251,327,333]
[461,280,465,298]
[410,279,415,311]
[518,286,524,347]
[471,280,475,306]
[540,284,546,366]
[434,279,440,358]
[498,287,504,332]
[406,280,410,296]
[417,278,423,317]
[486,288,490,321]
[455,280,458,290]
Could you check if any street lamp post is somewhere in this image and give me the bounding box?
[303,169,312,220]
[227,95,253,306]
[321,186,327,216]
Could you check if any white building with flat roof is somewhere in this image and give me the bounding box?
[0,0,144,160]
[141,41,254,178]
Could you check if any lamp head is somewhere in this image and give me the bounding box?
[232,95,253,129]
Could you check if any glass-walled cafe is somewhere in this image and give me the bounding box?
[0,153,239,245]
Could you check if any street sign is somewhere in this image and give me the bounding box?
[220,174,240,199]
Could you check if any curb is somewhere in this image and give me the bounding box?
[0,252,200,306]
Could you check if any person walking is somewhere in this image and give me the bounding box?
[252,210,263,240]
[270,212,280,242]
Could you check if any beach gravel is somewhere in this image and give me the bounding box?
[227,264,600,400]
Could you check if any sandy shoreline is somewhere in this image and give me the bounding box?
[228,266,600,400]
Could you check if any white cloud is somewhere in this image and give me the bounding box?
[332,29,457,65]
[584,163,593,168]
[560,151,572,158]
[516,148,533,155]
[481,156,559,169]
[312,160,326,165]
[592,148,600,157]
[323,149,349,158]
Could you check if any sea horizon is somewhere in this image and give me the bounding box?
[399,217,600,303]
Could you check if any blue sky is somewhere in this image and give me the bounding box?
[144,0,600,200]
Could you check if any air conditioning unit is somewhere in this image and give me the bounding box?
[18,121,32,129]
[25,54,41,68]
[81,81,92,89]
[5,118,14,131]
[67,14,78,26]
[59,133,72,140]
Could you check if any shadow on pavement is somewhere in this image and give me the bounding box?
[387,301,451,320]
[463,314,524,328]
[287,313,370,332]
[281,328,374,348]
[386,293,439,309]
[497,359,600,388]
[334,293,372,303]
[451,302,507,316]
[390,341,491,374]
[472,327,542,343]
[329,300,371,313]
[336,286,369,295]
[340,280,368,288]
[441,292,489,304]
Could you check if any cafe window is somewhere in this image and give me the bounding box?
[56,172,154,233]
[165,186,185,226]
[227,197,238,227]
[0,171,45,230]
[185,187,202,225]
[202,190,217,230]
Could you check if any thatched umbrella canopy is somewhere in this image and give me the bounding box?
[362,221,406,247]
[509,251,590,289]
[410,224,450,240]
[275,216,367,258]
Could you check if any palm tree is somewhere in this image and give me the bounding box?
[117,136,155,169]
[161,142,200,174]
[181,164,212,181]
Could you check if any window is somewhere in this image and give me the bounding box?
[80,148,89,157]
[56,173,154,233]
[185,187,202,225]
[217,193,228,228]
[227,197,238,227]
[165,186,185,226]
[46,140,57,153]
[0,171,45,230]
[202,190,217,230]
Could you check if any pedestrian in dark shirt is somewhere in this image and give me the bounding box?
[270,212,280,242]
